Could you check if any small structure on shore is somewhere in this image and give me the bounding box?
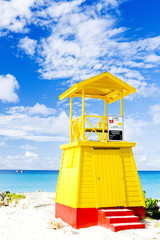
[55,72,145,231]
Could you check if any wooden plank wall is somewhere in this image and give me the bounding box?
[78,147,97,208]
[55,147,80,208]
[121,148,145,207]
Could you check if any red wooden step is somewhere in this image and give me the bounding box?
[98,208,145,232]
[106,215,139,224]
[100,209,134,216]
[110,222,145,232]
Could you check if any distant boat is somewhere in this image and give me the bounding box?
[21,170,24,173]
[16,170,19,173]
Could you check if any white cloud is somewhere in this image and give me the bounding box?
[124,60,154,69]
[0,104,69,142]
[29,103,56,116]
[101,0,124,8]
[18,36,37,56]
[0,74,19,103]
[25,151,38,158]
[8,103,56,116]
[0,0,37,33]
[46,0,84,18]
[145,54,160,63]
[150,104,160,124]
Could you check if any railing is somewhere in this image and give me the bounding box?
[71,115,108,142]
[71,116,82,142]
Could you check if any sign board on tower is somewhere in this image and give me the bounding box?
[108,116,123,141]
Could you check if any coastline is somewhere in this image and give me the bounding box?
[0,192,160,240]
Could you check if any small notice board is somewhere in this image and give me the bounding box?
[108,116,123,141]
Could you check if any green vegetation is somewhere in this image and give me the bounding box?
[143,191,160,219]
[6,193,26,204]
[154,221,160,228]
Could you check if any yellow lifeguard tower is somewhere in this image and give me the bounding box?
[55,72,145,232]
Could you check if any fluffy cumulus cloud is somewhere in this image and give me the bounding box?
[0,74,19,102]
[8,103,56,116]
[0,103,69,141]
[18,36,37,56]
[25,151,38,158]
[0,0,37,33]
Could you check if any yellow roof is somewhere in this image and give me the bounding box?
[59,72,136,104]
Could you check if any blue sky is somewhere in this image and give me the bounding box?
[0,0,160,170]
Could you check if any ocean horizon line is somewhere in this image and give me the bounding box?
[0,169,160,172]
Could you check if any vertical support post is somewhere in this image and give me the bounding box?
[82,89,85,141]
[120,91,123,117]
[105,100,107,118]
[104,100,107,141]
[70,96,73,142]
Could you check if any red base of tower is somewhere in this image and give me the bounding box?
[55,203,145,229]
[55,203,98,228]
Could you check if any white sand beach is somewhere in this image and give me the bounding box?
[0,192,160,240]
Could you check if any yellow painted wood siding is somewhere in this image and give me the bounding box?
[78,147,97,208]
[56,145,145,209]
[55,147,80,208]
[121,148,145,207]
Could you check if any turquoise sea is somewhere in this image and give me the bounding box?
[0,170,160,199]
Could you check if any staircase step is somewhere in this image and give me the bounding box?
[111,222,145,232]
[106,215,139,224]
[100,209,134,216]
[98,208,145,232]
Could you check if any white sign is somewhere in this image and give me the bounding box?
[108,116,123,141]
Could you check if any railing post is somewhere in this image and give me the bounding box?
[82,89,85,141]
[70,96,73,142]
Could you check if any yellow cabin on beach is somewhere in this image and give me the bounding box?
[55,72,145,231]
